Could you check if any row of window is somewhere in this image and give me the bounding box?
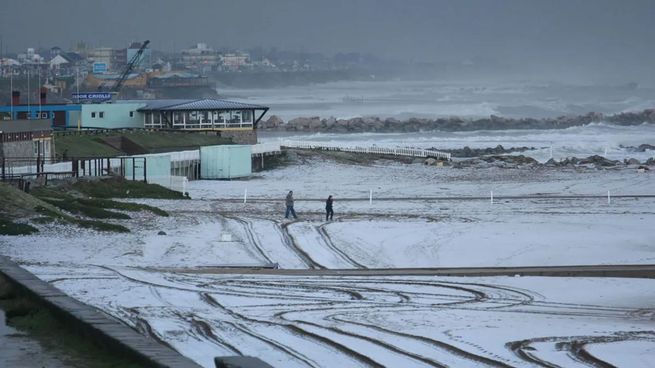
[0,131,50,142]
[90,111,135,119]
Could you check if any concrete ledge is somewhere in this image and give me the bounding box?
[0,256,202,368]
[155,264,655,279]
[215,356,275,368]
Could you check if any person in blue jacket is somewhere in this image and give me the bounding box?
[325,195,334,221]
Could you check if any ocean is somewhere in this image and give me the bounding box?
[220,79,655,121]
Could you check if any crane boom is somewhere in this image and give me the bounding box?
[98,40,150,93]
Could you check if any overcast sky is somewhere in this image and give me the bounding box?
[1,0,654,79]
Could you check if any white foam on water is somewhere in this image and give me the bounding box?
[260,122,655,162]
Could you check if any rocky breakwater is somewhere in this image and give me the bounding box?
[449,154,655,170]
[259,109,655,133]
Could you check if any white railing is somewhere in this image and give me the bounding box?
[280,140,451,160]
[252,143,282,155]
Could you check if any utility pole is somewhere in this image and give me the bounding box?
[76,67,80,102]
[38,68,42,117]
[27,69,31,120]
[9,67,13,119]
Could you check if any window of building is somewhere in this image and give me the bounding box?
[99,112,105,118]
[242,110,253,123]
[91,112,96,118]
[129,111,134,118]
[41,112,49,119]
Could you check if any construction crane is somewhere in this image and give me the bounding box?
[98,40,150,93]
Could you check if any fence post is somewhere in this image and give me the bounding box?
[143,157,147,183]
[244,188,248,204]
[490,190,494,205]
[369,189,373,205]
[607,190,611,205]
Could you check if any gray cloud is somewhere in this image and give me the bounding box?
[1,0,653,81]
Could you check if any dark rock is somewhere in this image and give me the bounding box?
[424,158,437,166]
[257,109,654,133]
[157,231,166,235]
[579,155,619,167]
[261,115,284,129]
[637,144,655,152]
[625,158,640,165]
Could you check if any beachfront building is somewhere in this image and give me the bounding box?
[0,96,268,144]
[80,101,145,129]
[139,99,269,144]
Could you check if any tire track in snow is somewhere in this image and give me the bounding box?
[316,223,368,269]
[96,266,650,368]
[280,221,327,269]
[172,311,243,356]
[287,319,448,368]
[221,214,274,264]
[200,293,356,368]
[328,315,514,368]
[507,332,655,368]
[241,215,317,269]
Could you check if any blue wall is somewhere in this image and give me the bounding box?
[0,104,81,126]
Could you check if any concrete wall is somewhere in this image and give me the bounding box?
[81,103,145,129]
[219,129,257,144]
[1,141,33,158]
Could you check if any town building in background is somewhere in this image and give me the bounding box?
[0,119,53,160]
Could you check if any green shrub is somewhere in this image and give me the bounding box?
[78,198,168,217]
[0,218,39,235]
[40,199,131,220]
[72,178,186,199]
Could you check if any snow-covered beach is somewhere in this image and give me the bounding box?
[2,128,654,367]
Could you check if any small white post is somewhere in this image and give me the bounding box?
[369,189,373,205]
[607,190,611,205]
[182,177,188,197]
[549,146,553,159]
[244,188,248,204]
[604,147,608,156]
[490,190,494,205]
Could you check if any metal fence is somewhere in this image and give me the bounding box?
[0,156,148,183]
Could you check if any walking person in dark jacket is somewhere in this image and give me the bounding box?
[325,195,334,221]
[285,191,298,219]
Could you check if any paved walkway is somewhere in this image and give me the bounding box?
[0,308,80,368]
